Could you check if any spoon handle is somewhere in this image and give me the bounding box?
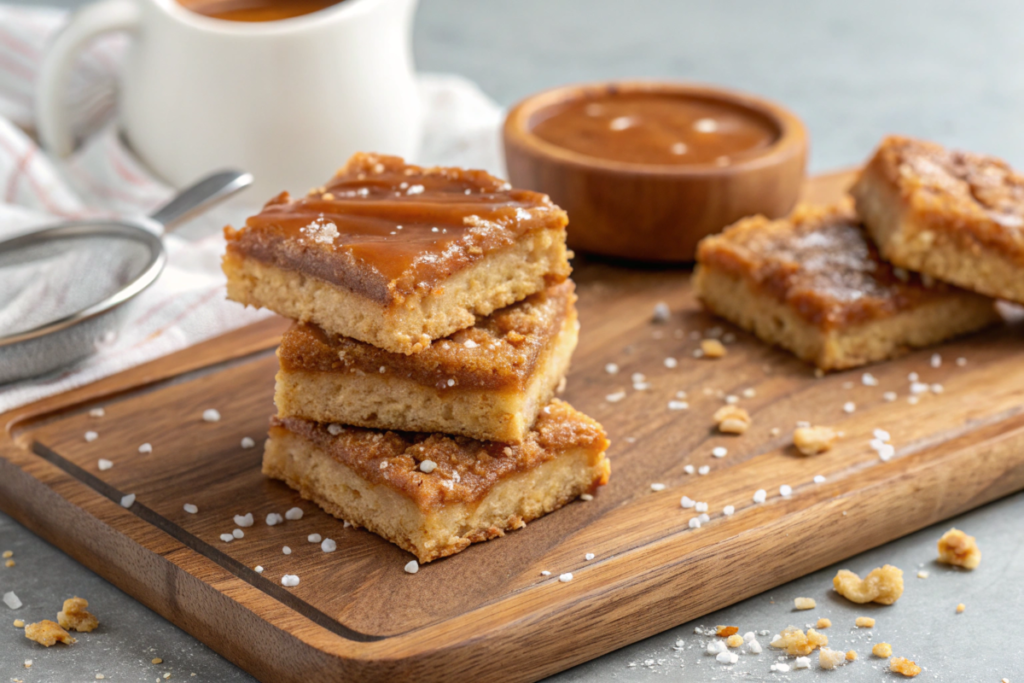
[149,170,254,231]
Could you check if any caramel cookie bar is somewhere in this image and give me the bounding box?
[275,282,578,443]
[224,153,572,355]
[262,399,610,563]
[852,135,1024,303]
[693,202,999,370]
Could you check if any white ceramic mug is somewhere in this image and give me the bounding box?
[36,0,421,198]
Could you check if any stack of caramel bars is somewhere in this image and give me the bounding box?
[694,136,1019,371]
[222,153,610,563]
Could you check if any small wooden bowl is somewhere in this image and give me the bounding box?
[503,81,808,262]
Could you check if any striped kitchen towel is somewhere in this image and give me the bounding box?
[0,3,505,412]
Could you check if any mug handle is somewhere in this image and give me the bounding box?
[36,0,140,158]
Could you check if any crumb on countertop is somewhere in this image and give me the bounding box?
[713,405,752,434]
[890,657,922,677]
[937,528,981,569]
[793,425,839,456]
[816,617,831,629]
[833,565,903,604]
[701,339,727,358]
[771,626,828,656]
[24,620,75,647]
[57,597,99,633]
[872,642,892,657]
[855,616,875,628]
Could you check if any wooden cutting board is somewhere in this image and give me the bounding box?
[3,170,1024,682]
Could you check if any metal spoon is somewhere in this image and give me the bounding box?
[0,170,252,384]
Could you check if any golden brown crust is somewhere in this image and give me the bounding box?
[270,398,609,513]
[224,152,569,307]
[57,597,99,633]
[278,281,575,391]
[24,620,76,647]
[856,135,1024,263]
[695,200,979,331]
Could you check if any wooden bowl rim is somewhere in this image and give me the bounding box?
[503,80,808,177]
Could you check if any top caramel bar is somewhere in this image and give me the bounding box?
[696,201,977,331]
[223,153,572,353]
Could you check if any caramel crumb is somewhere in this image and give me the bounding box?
[872,642,893,657]
[714,405,751,434]
[816,617,831,629]
[716,625,739,637]
[24,620,76,647]
[2,550,11,558]
[13,619,24,628]
[794,597,816,610]
[890,657,922,677]
[846,650,857,661]
[5,559,13,567]
[833,565,904,604]
[152,658,163,665]
[956,603,965,613]
[57,597,99,633]
[770,626,828,656]
[818,647,846,670]
[793,425,839,456]
[701,339,727,358]
[855,616,875,628]
[726,634,744,648]
[937,528,981,569]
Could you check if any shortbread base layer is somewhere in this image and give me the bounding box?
[274,312,579,443]
[853,169,1024,304]
[262,426,609,563]
[224,228,571,355]
[693,265,999,370]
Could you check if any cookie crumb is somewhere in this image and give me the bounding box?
[937,528,981,569]
[152,658,163,664]
[701,339,727,358]
[815,617,831,629]
[818,647,847,670]
[713,405,752,434]
[855,616,875,628]
[845,649,857,661]
[24,620,75,647]
[13,619,24,628]
[956,602,965,613]
[794,597,816,610]
[889,657,922,677]
[716,625,739,637]
[57,597,99,632]
[872,642,892,657]
[770,626,828,656]
[793,425,839,456]
[833,565,903,604]
[726,634,744,648]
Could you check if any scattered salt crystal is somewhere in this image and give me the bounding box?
[120,493,135,508]
[794,656,811,669]
[220,533,233,543]
[234,513,254,527]
[580,493,594,501]
[723,505,735,516]
[254,566,263,574]
[683,465,696,474]
[420,460,437,474]
[605,363,619,375]
[873,428,891,442]
[688,517,701,529]
[98,459,113,471]
[652,302,671,323]
[138,443,153,454]
[463,339,477,349]
[266,513,284,526]
[908,372,919,382]
[282,546,291,555]
[911,381,930,395]
[681,496,695,509]
[747,639,762,654]
[3,591,22,609]
[753,489,767,504]
[668,400,689,410]
[241,437,255,449]
[585,553,595,561]
[281,574,300,587]
[232,529,244,539]
[813,475,826,484]
[605,391,626,403]
[743,631,756,642]
[697,465,710,475]
[631,372,646,383]
[202,409,221,422]
[707,640,726,654]
[650,483,666,492]
[694,118,718,133]
[931,383,944,394]
[716,651,738,664]
[84,431,98,442]
[694,501,708,513]
[770,662,790,672]
[559,573,573,583]
[843,401,856,414]
[931,353,942,368]
[321,539,337,553]
[918,570,929,579]
[664,357,678,368]
[308,534,322,543]
[285,507,303,521]
[712,447,728,458]
[724,395,738,405]
[956,357,967,367]
[698,513,710,523]
[878,444,895,461]
[89,408,105,418]
[883,391,898,402]
[327,424,343,435]
[861,373,879,386]
[183,504,198,514]
[908,395,920,405]
[779,485,792,497]
[540,571,551,576]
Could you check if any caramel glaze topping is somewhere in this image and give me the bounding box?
[271,399,609,512]
[697,200,972,330]
[224,153,568,305]
[864,135,1024,262]
[279,281,576,392]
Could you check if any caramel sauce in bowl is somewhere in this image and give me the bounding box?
[503,82,808,262]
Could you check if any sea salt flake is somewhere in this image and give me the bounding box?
[85,431,98,442]
[281,574,300,587]
[698,465,710,475]
[120,493,135,508]
[3,591,23,609]
[138,443,153,454]
[183,503,198,514]
[285,507,304,521]
[321,539,337,553]
[232,529,244,539]
[241,437,256,449]
[234,513,254,527]
[753,489,767,504]
[308,534,322,543]
[98,459,113,471]
[202,409,221,422]
[723,505,735,516]
[559,573,573,583]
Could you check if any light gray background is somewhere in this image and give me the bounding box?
[3,0,1024,680]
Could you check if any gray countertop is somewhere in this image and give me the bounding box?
[4,0,1024,680]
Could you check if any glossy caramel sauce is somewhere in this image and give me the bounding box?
[177,0,345,22]
[224,153,567,305]
[530,93,779,166]
[861,135,1024,262]
[272,399,609,511]
[697,201,967,330]
[279,282,575,391]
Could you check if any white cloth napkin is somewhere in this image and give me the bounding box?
[0,4,505,412]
